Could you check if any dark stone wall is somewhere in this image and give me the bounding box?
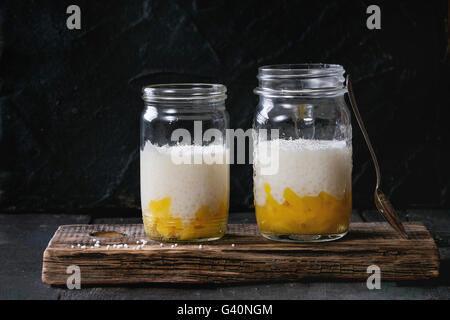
[0,0,448,215]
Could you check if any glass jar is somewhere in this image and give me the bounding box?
[253,64,352,242]
[140,84,230,242]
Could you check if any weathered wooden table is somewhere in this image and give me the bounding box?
[0,210,449,299]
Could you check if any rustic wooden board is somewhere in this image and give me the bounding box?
[42,222,439,285]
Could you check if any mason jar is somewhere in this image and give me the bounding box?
[253,64,352,242]
[140,84,230,242]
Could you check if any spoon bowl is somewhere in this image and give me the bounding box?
[375,189,408,239]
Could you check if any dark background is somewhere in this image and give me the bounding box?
[0,0,448,216]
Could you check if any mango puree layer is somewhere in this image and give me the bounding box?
[143,197,228,241]
[255,184,351,235]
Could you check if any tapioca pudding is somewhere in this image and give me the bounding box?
[254,138,352,240]
[140,142,229,242]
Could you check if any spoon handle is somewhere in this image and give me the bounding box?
[346,76,381,189]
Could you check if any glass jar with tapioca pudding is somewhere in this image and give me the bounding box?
[140,84,230,242]
[253,64,352,242]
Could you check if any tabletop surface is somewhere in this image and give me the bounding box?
[0,210,449,300]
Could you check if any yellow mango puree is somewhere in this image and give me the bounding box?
[143,197,228,241]
[255,184,351,235]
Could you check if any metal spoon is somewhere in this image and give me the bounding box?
[346,75,408,239]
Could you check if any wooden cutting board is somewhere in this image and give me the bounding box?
[42,222,439,285]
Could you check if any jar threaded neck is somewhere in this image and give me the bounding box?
[255,64,346,97]
[143,83,227,103]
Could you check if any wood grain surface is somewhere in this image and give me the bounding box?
[42,222,439,285]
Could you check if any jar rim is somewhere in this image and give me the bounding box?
[257,63,344,79]
[255,63,346,97]
[142,83,227,102]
